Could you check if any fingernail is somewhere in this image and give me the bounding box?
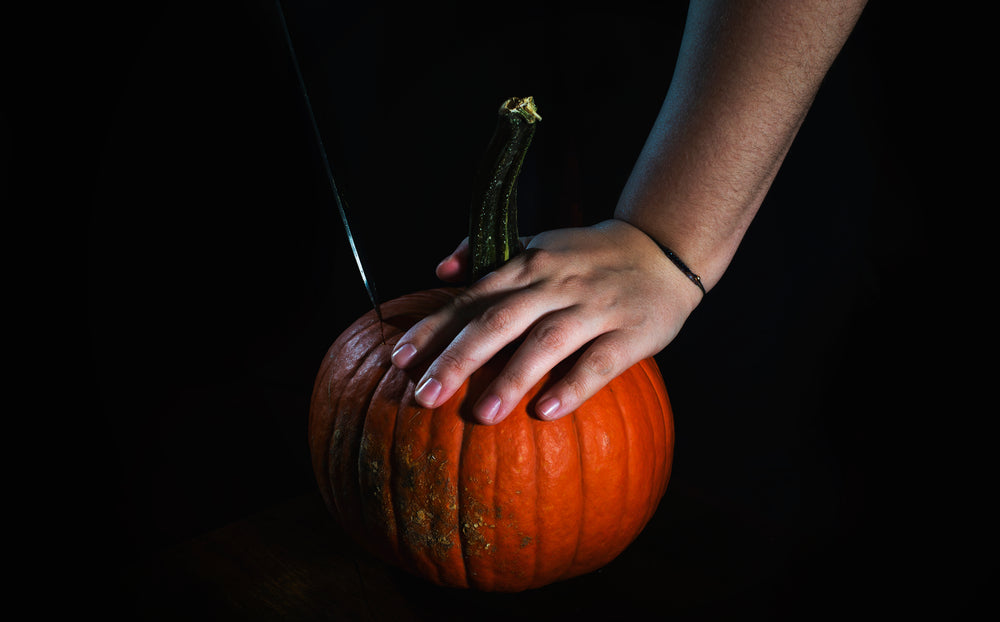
[391,343,417,368]
[414,377,442,407]
[476,395,502,424]
[537,397,561,420]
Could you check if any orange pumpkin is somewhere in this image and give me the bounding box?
[308,97,675,591]
[308,288,674,591]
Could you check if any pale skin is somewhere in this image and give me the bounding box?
[391,0,869,424]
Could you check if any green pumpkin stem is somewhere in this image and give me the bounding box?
[469,96,541,282]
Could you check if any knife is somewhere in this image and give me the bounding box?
[275,0,384,339]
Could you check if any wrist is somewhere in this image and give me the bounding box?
[596,219,706,312]
[607,215,718,296]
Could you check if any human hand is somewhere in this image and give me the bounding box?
[389,218,703,425]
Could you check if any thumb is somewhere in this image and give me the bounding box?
[435,237,471,283]
[435,235,535,283]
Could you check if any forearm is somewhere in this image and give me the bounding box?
[614,0,867,291]
[395,1,869,423]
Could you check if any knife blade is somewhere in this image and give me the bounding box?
[275,0,384,339]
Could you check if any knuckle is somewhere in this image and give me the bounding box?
[434,349,474,377]
[499,366,530,394]
[561,343,625,404]
[562,373,591,403]
[582,344,621,378]
[556,272,584,291]
[476,303,516,336]
[519,247,553,278]
[532,321,570,352]
[402,316,438,346]
[449,290,479,313]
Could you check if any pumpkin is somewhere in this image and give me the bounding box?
[308,97,675,591]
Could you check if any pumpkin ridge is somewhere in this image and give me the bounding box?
[486,418,501,590]
[469,414,502,590]
[565,412,587,577]
[608,381,633,550]
[322,319,382,407]
[456,411,475,589]
[621,368,662,546]
[357,361,407,565]
[309,314,379,493]
[434,404,468,588]
[389,388,428,585]
[642,363,668,519]
[621,366,651,530]
[314,318,392,529]
[528,410,543,588]
[387,374,413,577]
[639,360,673,500]
[491,405,539,591]
[327,342,384,529]
[642,368,666,525]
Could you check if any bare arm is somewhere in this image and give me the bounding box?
[616,0,868,290]
[393,0,868,425]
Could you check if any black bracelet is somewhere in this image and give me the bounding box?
[655,242,706,296]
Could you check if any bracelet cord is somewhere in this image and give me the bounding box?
[654,241,707,296]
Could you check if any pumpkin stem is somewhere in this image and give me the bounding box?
[469,96,541,282]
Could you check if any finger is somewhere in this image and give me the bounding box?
[411,286,567,410]
[390,266,522,371]
[390,287,484,370]
[532,332,641,421]
[435,238,470,283]
[471,308,599,425]
[436,235,535,283]
[393,244,541,371]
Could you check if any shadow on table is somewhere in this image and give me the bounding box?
[114,483,874,622]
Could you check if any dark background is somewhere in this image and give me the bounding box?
[61,0,990,618]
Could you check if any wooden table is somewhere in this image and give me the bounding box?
[114,486,825,621]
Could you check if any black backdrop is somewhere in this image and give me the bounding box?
[76,0,988,618]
